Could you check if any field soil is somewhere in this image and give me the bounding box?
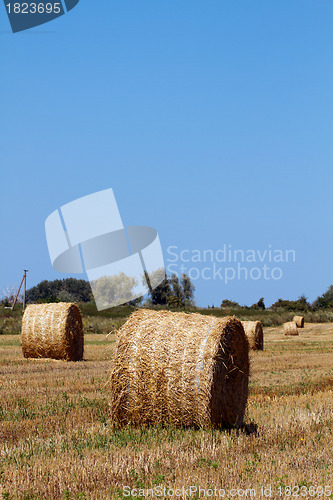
[0,323,332,499]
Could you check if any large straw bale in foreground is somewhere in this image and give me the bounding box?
[21,303,83,361]
[109,310,249,428]
[293,315,305,328]
[283,321,299,336]
[241,321,264,350]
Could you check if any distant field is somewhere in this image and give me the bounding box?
[3,304,333,336]
[0,323,332,499]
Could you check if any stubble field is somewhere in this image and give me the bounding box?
[0,323,332,499]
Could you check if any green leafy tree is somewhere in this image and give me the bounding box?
[168,295,184,308]
[170,274,185,305]
[257,297,265,310]
[296,294,309,310]
[56,290,76,302]
[145,272,194,307]
[148,272,172,306]
[90,273,137,309]
[181,273,195,306]
[26,278,93,303]
[250,298,265,310]
[313,286,333,309]
[271,295,309,312]
[220,299,240,308]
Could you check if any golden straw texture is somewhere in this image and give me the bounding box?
[241,321,264,350]
[109,309,249,428]
[293,315,305,328]
[21,303,84,361]
[283,322,299,336]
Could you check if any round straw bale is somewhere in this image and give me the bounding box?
[21,303,83,361]
[241,321,264,350]
[109,309,249,428]
[293,315,305,328]
[283,321,299,336]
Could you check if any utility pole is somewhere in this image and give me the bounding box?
[11,270,28,311]
[23,269,27,310]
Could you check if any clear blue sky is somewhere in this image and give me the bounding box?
[1,0,333,307]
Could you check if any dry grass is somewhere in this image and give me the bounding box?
[0,323,332,499]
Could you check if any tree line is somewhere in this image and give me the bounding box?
[3,276,333,311]
[1,273,195,308]
[220,287,333,311]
